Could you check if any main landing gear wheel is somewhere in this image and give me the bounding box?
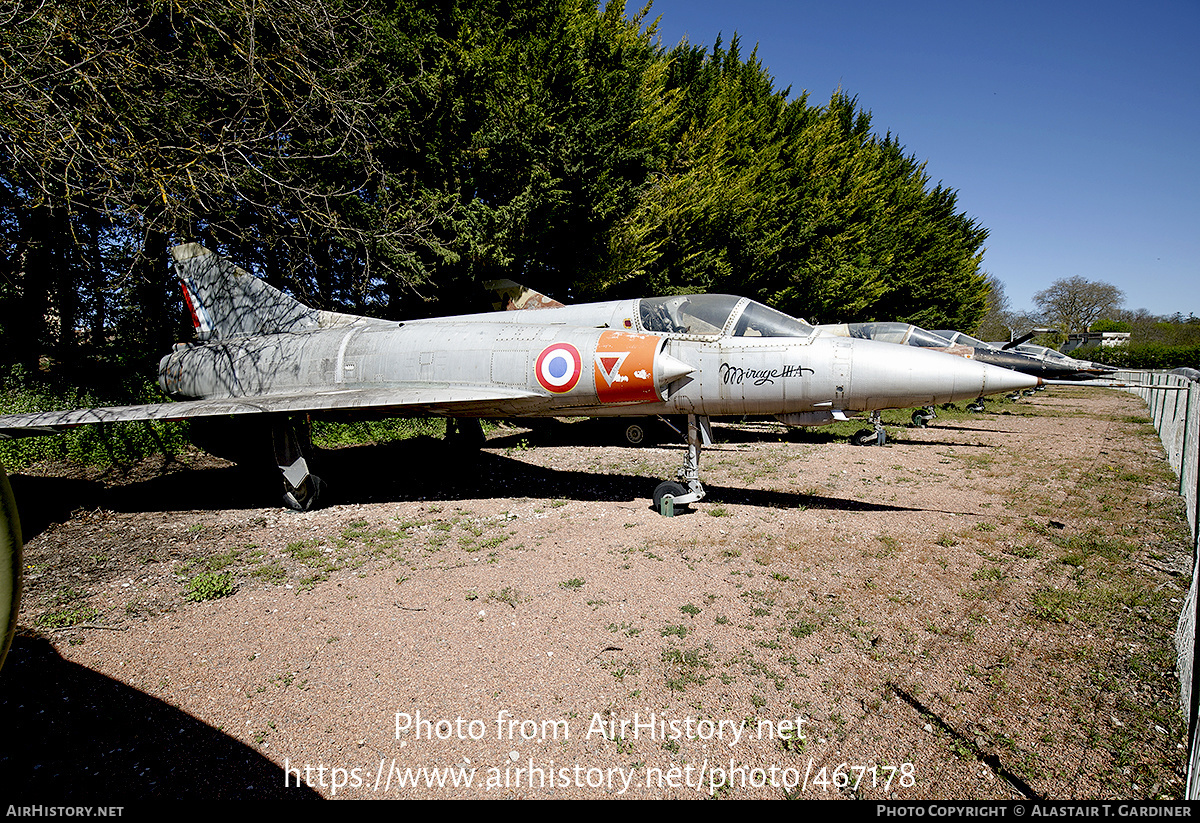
[911,410,932,428]
[966,401,985,413]
[852,428,881,446]
[283,474,325,512]
[273,417,324,512]
[852,412,887,446]
[623,422,647,446]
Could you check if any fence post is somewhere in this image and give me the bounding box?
[1183,380,1194,500]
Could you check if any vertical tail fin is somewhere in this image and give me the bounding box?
[172,243,326,340]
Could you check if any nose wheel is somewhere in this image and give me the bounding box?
[852,411,888,446]
[652,480,688,513]
[653,414,711,514]
[911,406,936,428]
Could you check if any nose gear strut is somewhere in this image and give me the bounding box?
[653,414,711,514]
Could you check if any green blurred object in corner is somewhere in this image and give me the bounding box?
[0,462,21,671]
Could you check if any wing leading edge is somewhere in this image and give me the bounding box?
[0,385,543,440]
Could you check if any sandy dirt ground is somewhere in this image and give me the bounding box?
[0,387,1192,800]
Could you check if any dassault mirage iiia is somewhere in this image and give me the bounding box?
[0,244,1040,511]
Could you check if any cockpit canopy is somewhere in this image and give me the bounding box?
[638,295,814,338]
[934,331,994,350]
[846,322,954,348]
[1010,343,1074,364]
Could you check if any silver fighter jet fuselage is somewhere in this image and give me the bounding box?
[0,244,1040,510]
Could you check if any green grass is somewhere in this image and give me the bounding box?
[1048,531,1133,566]
[184,571,236,602]
[247,562,287,582]
[662,647,712,691]
[38,605,99,628]
[789,622,817,639]
[488,586,524,608]
[310,417,450,447]
[0,370,191,469]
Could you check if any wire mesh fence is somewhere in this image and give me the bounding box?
[1113,369,1200,797]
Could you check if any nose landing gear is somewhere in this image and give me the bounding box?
[911,406,936,428]
[653,414,711,515]
[852,411,888,446]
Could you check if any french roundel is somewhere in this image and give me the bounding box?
[535,343,583,393]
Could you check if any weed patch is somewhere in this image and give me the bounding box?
[662,647,712,691]
[184,571,236,602]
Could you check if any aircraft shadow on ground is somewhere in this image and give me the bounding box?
[927,423,1026,435]
[490,419,884,447]
[10,437,971,521]
[896,437,1004,449]
[322,442,942,514]
[0,635,319,800]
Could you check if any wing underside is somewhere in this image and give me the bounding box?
[0,386,544,439]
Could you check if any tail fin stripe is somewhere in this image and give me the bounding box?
[181,278,214,335]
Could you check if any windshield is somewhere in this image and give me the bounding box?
[908,327,955,347]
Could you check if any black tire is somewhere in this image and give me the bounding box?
[622,422,647,446]
[852,428,883,446]
[967,402,985,413]
[283,475,325,512]
[653,480,688,512]
[911,411,930,428]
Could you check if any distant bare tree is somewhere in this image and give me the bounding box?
[973,273,1014,340]
[1033,276,1125,334]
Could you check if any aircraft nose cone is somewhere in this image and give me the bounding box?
[979,360,1041,396]
[848,340,1039,408]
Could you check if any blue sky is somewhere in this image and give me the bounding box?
[628,0,1199,318]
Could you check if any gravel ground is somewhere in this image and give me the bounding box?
[0,387,1192,800]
